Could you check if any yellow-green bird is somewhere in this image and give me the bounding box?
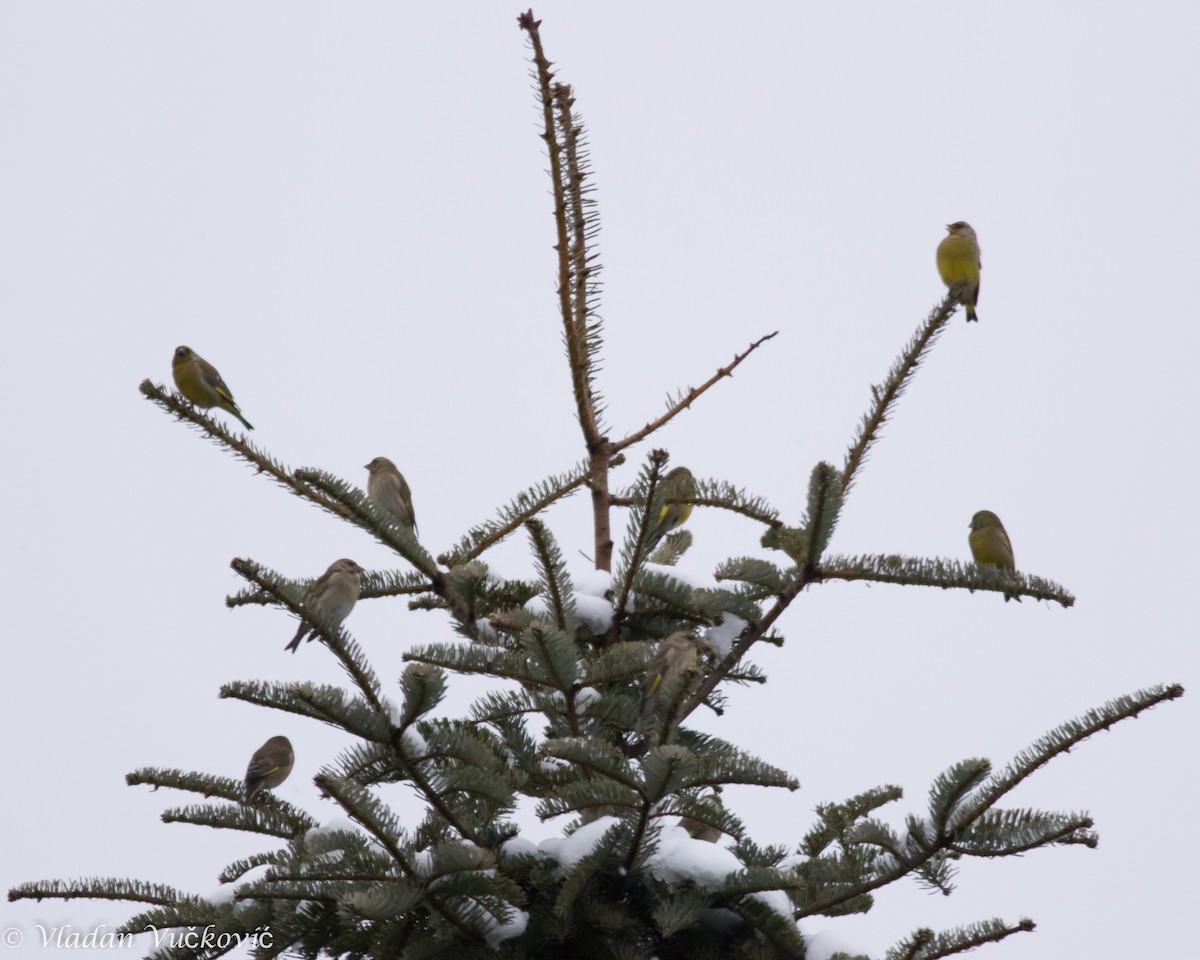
[936,221,981,322]
[171,345,254,430]
[639,631,704,716]
[653,467,696,537]
[968,510,1019,602]
[243,735,294,803]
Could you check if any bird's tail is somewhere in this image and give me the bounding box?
[284,626,308,653]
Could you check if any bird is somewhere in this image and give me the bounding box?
[652,467,696,539]
[639,631,704,716]
[365,456,417,535]
[936,221,982,322]
[243,735,294,803]
[171,345,254,430]
[678,816,722,843]
[968,510,1019,602]
[284,558,365,652]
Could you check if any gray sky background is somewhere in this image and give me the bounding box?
[2,3,1196,957]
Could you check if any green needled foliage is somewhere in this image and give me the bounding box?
[15,12,1183,960]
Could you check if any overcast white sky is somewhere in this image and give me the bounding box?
[2,3,1197,957]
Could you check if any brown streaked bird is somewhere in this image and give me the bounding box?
[243,735,294,803]
[171,345,254,430]
[365,456,417,535]
[285,558,365,652]
[679,817,722,843]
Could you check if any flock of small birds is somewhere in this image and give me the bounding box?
[168,221,1016,808]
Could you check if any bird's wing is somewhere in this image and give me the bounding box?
[198,360,236,403]
[1000,527,1014,564]
[246,757,279,779]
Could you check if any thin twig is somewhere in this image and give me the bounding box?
[613,332,777,453]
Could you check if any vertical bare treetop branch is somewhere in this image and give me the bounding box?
[520,12,603,451]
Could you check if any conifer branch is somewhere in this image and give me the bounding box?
[230,558,386,713]
[161,801,310,839]
[947,810,1096,857]
[295,469,439,574]
[607,454,670,643]
[950,683,1184,828]
[313,775,422,865]
[7,877,202,908]
[612,332,778,453]
[841,295,957,503]
[714,557,788,596]
[290,471,485,631]
[218,850,289,885]
[800,462,844,564]
[406,642,550,689]
[520,12,603,449]
[139,379,352,519]
[886,916,1036,959]
[228,568,433,610]
[315,776,484,938]
[590,441,618,573]
[682,564,814,716]
[441,463,592,566]
[803,785,906,856]
[526,518,575,632]
[796,684,1183,918]
[388,729,490,849]
[614,477,783,529]
[625,568,729,627]
[816,553,1076,608]
[125,767,236,800]
[222,681,392,744]
[522,12,623,575]
[555,81,607,435]
[115,903,276,952]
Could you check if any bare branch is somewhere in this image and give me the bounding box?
[613,332,777,453]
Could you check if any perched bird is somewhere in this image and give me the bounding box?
[171,345,254,430]
[936,221,982,322]
[652,467,697,538]
[678,816,722,843]
[243,735,294,803]
[679,788,725,843]
[365,456,417,535]
[285,558,365,652]
[968,510,1019,602]
[639,631,704,716]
